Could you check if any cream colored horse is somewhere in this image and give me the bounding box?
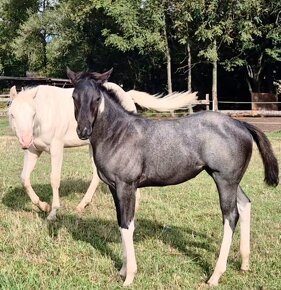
[9,83,197,220]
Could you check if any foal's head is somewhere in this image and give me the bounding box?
[67,67,113,140]
[8,86,37,149]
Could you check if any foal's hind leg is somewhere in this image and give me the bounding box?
[237,186,251,271]
[207,177,239,286]
[21,147,50,212]
[76,146,100,212]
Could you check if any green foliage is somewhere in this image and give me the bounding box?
[101,0,166,54]
[1,0,281,94]
[221,0,281,89]
[0,0,38,75]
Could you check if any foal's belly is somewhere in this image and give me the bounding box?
[138,159,204,187]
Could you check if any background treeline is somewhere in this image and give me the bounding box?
[0,0,280,107]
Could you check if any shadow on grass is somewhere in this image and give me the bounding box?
[2,178,99,211]
[47,214,216,276]
[3,180,216,276]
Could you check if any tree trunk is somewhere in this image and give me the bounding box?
[164,24,172,94]
[187,42,192,92]
[212,40,218,111]
[163,15,173,116]
[166,51,172,94]
[212,60,218,111]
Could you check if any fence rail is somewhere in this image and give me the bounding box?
[1,92,281,117]
[0,96,9,103]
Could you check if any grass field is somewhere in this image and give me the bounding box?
[0,117,280,289]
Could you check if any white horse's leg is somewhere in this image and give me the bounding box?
[120,219,137,286]
[47,141,64,221]
[21,147,50,212]
[76,145,100,212]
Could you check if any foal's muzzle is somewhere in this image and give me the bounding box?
[77,126,92,140]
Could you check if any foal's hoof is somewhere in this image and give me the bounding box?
[123,273,135,287]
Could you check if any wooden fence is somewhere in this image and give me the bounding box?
[1,92,281,117]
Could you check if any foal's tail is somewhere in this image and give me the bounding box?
[243,122,279,186]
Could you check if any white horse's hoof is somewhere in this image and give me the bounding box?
[76,205,85,213]
[206,279,219,287]
[47,208,59,221]
[76,201,91,213]
[38,201,51,212]
[241,264,250,272]
[76,206,83,213]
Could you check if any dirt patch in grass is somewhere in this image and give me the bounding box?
[235,117,281,132]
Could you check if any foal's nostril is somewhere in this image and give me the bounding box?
[77,126,92,140]
[86,127,92,136]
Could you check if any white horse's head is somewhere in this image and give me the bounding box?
[8,86,37,149]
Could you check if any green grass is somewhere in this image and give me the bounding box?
[0,117,280,289]
[0,117,12,136]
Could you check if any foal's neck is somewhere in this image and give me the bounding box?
[93,92,133,140]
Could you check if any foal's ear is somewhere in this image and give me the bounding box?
[91,68,113,84]
[9,86,18,99]
[67,67,79,85]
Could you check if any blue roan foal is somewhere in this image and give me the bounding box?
[67,68,279,287]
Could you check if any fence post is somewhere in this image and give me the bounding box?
[206,94,210,111]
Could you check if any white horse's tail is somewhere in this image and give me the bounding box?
[103,82,197,113]
[127,90,198,112]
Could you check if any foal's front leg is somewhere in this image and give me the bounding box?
[21,147,50,212]
[110,184,137,286]
[47,141,64,221]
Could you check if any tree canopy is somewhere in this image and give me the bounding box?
[0,0,280,106]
